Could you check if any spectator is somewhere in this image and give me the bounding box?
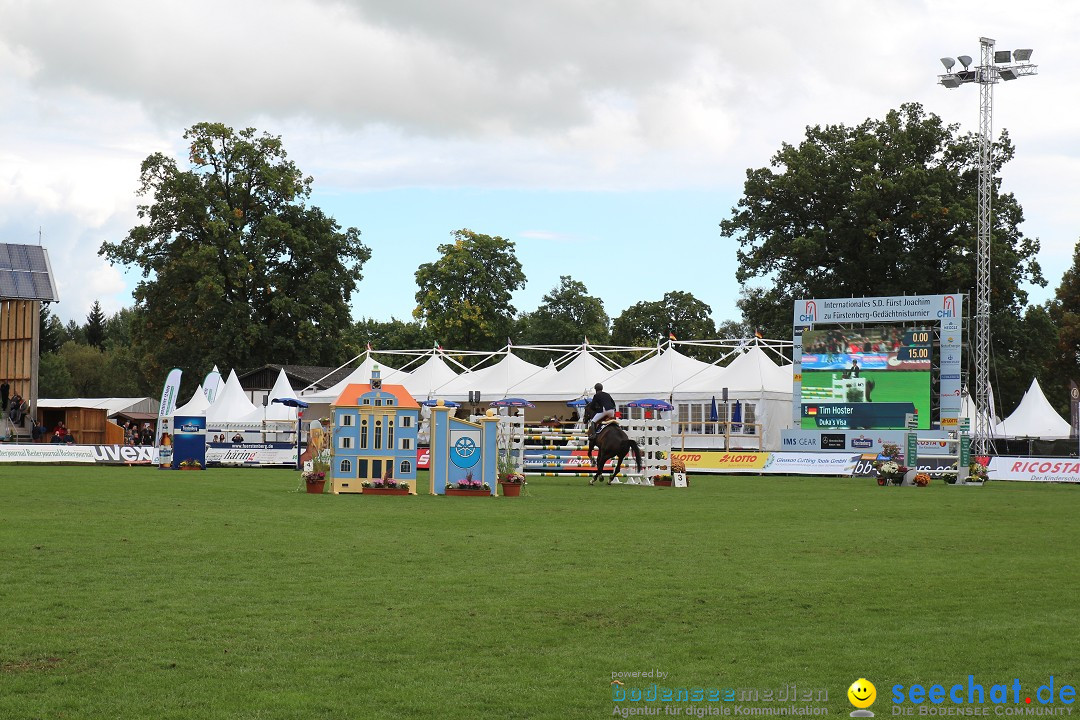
[51,421,69,444]
[232,432,244,443]
[8,394,27,425]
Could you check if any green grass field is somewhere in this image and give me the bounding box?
[801,369,931,428]
[2,467,1079,719]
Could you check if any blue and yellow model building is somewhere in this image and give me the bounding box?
[330,366,420,494]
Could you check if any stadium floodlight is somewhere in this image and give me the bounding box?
[941,57,956,71]
[935,37,1038,458]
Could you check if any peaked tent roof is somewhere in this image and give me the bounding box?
[603,347,719,398]
[669,346,792,398]
[300,354,397,403]
[993,378,1072,439]
[438,352,545,398]
[206,370,260,422]
[173,385,211,416]
[384,353,459,397]
[502,348,621,402]
[264,368,299,421]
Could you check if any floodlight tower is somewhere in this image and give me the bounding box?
[938,38,1037,455]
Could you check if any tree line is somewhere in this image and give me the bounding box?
[39,111,1080,417]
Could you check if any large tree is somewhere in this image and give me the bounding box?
[1040,239,1080,414]
[345,317,434,364]
[721,102,1044,403]
[517,276,609,346]
[413,229,525,353]
[611,291,717,360]
[100,122,371,385]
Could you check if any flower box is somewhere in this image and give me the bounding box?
[445,488,491,496]
[363,487,409,496]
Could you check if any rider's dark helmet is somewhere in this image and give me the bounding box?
[594,383,603,391]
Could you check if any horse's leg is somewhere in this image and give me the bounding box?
[608,450,625,484]
[589,443,601,485]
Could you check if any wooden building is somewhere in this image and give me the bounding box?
[0,243,60,441]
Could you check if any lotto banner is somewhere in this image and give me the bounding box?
[669,452,770,472]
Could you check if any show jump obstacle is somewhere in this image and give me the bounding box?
[429,402,499,495]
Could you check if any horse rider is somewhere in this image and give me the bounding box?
[588,382,616,439]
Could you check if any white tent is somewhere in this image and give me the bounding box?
[509,348,621,402]
[438,352,545,400]
[384,353,459,398]
[672,346,795,450]
[173,384,210,416]
[993,378,1071,439]
[604,347,720,399]
[206,370,260,424]
[264,368,299,421]
[301,354,396,403]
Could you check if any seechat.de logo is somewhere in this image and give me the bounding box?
[938,296,956,318]
[799,300,818,324]
[849,678,877,717]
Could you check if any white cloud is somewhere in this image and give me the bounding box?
[0,0,1077,319]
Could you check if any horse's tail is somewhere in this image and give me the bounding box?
[628,439,643,473]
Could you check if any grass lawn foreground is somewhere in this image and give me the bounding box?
[1,466,1079,719]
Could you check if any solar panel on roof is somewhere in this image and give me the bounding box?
[0,243,59,301]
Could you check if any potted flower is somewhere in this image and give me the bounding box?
[967,461,989,485]
[913,473,931,487]
[497,472,525,497]
[652,474,673,487]
[670,457,689,486]
[302,468,327,494]
[873,443,908,486]
[178,459,203,471]
[495,435,524,497]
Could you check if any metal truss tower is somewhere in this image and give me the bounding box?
[938,37,1037,455]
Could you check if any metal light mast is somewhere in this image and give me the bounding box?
[938,38,1037,455]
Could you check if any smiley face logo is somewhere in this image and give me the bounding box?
[848,678,876,709]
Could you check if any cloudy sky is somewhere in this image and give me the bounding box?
[2,0,1077,332]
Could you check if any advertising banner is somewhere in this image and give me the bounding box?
[203,367,223,405]
[207,443,297,466]
[850,453,959,478]
[988,457,1080,483]
[0,444,99,463]
[156,368,182,468]
[172,415,206,469]
[0,443,296,466]
[761,453,860,475]
[670,451,769,472]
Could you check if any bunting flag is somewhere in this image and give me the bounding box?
[1071,380,1079,439]
[366,343,372,352]
[754,329,763,339]
[202,366,222,405]
[668,331,677,341]
[156,368,182,468]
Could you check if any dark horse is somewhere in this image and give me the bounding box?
[588,422,643,485]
